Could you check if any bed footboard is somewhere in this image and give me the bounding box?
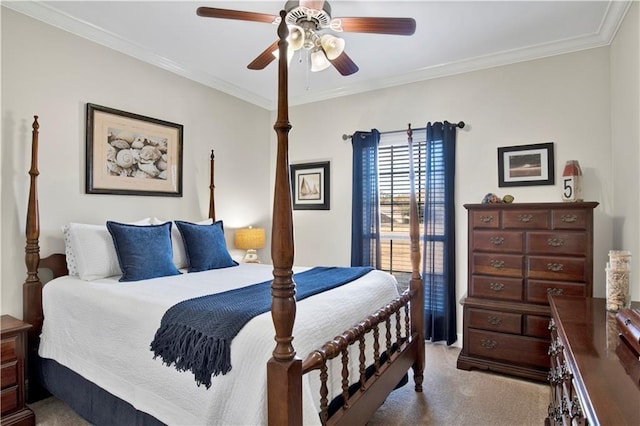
[302,285,422,425]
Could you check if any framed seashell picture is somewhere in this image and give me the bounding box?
[86,103,183,196]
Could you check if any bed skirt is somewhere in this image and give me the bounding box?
[38,357,165,426]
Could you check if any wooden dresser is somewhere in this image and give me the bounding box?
[457,202,598,381]
[1,315,35,426]
[547,296,639,425]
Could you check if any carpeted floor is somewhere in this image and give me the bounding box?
[29,344,549,425]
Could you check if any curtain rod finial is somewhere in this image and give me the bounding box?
[342,134,352,141]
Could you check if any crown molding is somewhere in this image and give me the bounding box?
[2,1,273,109]
[288,1,632,108]
[4,1,632,111]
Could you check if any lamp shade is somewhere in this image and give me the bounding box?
[288,25,305,51]
[320,34,345,60]
[234,227,266,250]
[310,49,331,72]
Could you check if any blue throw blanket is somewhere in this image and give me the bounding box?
[150,266,373,388]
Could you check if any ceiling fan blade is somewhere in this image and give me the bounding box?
[299,0,325,10]
[197,7,277,24]
[337,17,416,36]
[247,40,279,70]
[330,51,359,76]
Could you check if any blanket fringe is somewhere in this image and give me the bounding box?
[151,323,230,389]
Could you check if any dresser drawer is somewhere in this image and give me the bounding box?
[526,280,587,304]
[524,315,551,338]
[0,386,18,415]
[503,210,549,229]
[472,253,523,277]
[526,232,587,256]
[468,308,522,334]
[552,209,588,230]
[0,337,17,362]
[471,210,500,229]
[472,230,523,253]
[470,275,523,301]
[467,329,550,368]
[527,256,586,281]
[0,360,17,389]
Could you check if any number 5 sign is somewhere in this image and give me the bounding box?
[561,160,583,202]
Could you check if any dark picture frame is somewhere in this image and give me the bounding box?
[86,103,183,196]
[497,142,554,187]
[290,161,330,210]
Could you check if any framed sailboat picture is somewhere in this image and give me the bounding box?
[290,161,330,210]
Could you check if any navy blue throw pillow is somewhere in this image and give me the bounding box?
[106,221,181,282]
[175,220,238,272]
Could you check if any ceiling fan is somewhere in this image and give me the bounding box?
[197,0,416,76]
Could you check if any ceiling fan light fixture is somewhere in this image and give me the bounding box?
[287,25,305,51]
[310,49,331,72]
[320,34,345,60]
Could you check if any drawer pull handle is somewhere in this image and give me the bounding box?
[547,237,564,247]
[548,339,564,356]
[480,339,497,349]
[489,236,504,245]
[479,215,494,223]
[518,214,534,223]
[489,259,505,269]
[561,214,578,223]
[487,315,502,325]
[559,362,573,383]
[570,396,583,419]
[547,288,564,296]
[489,282,504,292]
[547,263,564,272]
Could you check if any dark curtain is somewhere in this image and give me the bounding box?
[350,130,381,268]
[423,121,457,345]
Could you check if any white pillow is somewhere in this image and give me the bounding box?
[62,224,79,277]
[64,218,152,280]
[152,218,213,269]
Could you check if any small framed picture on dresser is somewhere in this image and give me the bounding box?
[497,142,554,187]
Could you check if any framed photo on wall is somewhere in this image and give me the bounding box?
[290,161,330,210]
[497,142,554,187]
[86,103,183,196]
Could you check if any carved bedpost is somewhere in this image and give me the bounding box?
[407,124,425,391]
[209,150,216,221]
[23,116,44,401]
[267,11,302,426]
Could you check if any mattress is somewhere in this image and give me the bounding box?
[38,263,400,425]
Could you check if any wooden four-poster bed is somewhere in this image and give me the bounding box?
[22,12,425,425]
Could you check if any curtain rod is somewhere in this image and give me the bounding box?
[342,121,465,140]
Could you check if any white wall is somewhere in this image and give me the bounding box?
[284,47,616,340]
[611,1,640,302]
[1,9,272,319]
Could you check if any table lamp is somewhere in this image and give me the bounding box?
[234,226,266,263]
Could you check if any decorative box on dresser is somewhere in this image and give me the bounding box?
[1,315,35,426]
[457,202,598,381]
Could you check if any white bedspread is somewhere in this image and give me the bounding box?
[39,263,400,425]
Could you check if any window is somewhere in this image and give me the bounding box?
[378,130,426,289]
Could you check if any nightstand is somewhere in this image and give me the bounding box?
[1,315,35,426]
